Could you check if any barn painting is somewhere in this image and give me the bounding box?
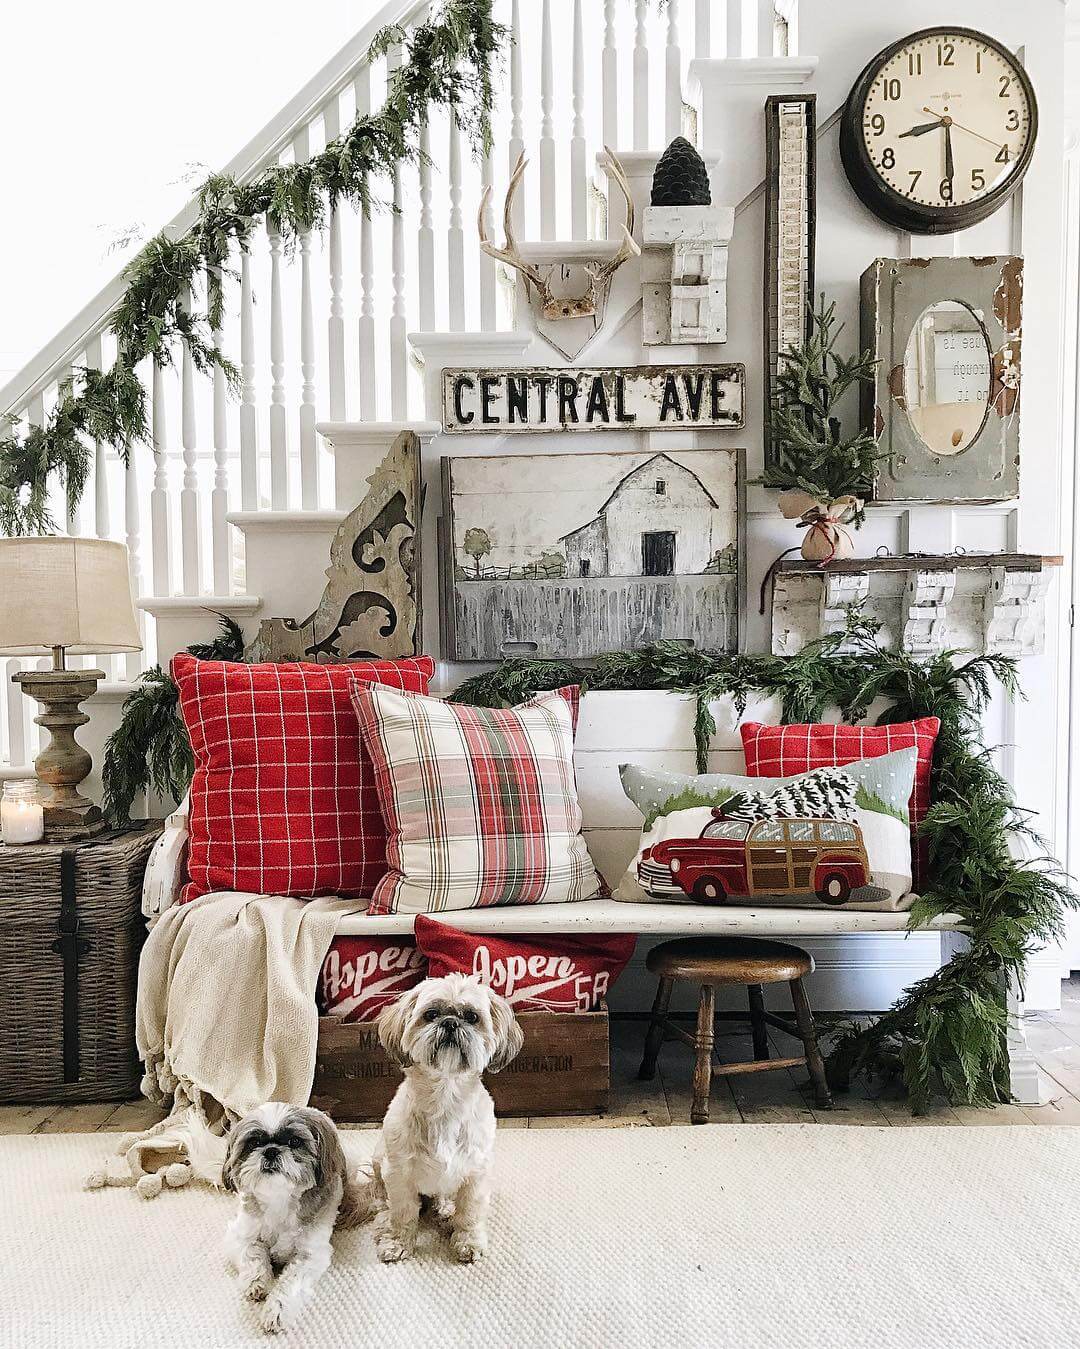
[441,448,742,660]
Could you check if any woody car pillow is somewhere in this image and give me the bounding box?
[317,936,427,1023]
[414,916,636,1013]
[614,748,919,911]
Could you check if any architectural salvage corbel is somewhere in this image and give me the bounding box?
[902,570,957,657]
[983,567,1051,657]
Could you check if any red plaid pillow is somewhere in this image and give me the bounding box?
[173,654,434,901]
[349,683,600,915]
[415,916,635,1013]
[739,718,940,882]
[317,936,427,1022]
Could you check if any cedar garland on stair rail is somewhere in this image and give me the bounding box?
[102,617,1077,1112]
[0,0,505,536]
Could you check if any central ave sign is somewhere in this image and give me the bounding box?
[441,364,745,433]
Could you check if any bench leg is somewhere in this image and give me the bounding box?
[790,977,832,1110]
[691,984,715,1124]
[747,983,769,1061]
[638,976,674,1081]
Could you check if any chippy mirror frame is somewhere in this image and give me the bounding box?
[859,256,1022,503]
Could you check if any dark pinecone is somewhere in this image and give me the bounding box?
[650,137,711,207]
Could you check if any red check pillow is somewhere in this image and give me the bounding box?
[349,683,601,915]
[415,916,635,1013]
[318,936,427,1022]
[740,717,940,882]
[173,653,434,902]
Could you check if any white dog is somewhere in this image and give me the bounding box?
[222,1102,361,1334]
[369,973,524,1264]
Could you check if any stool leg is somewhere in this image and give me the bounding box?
[638,976,674,1081]
[790,977,832,1110]
[691,984,716,1124]
[747,983,769,1061]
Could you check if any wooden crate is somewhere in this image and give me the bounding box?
[311,1004,609,1121]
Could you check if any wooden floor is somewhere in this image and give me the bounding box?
[5,978,1080,1136]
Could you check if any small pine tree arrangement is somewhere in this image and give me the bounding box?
[762,297,883,524]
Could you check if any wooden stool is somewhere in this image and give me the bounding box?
[637,936,832,1123]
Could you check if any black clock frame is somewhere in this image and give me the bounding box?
[839,26,1038,235]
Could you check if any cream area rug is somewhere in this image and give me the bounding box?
[3,1126,1079,1349]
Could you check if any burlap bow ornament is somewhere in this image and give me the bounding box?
[777,490,862,564]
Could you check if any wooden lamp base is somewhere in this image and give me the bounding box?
[13,668,106,841]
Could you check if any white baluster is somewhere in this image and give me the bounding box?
[322,98,347,420]
[59,370,82,537]
[539,0,555,239]
[418,117,436,330]
[86,336,109,541]
[665,0,683,143]
[509,0,525,237]
[267,218,288,510]
[569,0,587,239]
[150,357,172,596]
[603,0,618,239]
[389,43,408,416]
[209,264,230,594]
[6,658,26,768]
[479,145,497,329]
[294,125,318,510]
[179,284,201,594]
[633,0,649,150]
[355,65,377,420]
[448,111,465,331]
[124,405,145,677]
[239,244,259,511]
[695,0,712,57]
[757,0,775,58]
[726,0,743,58]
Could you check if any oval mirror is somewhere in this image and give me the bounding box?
[901,300,992,456]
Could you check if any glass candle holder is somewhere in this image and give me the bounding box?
[1,779,45,845]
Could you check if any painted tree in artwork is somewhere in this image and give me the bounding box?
[462,527,493,578]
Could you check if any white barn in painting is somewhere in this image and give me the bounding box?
[560,454,719,579]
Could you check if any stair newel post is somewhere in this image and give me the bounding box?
[633,0,649,150]
[388,38,409,416]
[209,262,231,595]
[179,282,202,595]
[354,64,377,420]
[603,0,619,239]
[267,217,289,510]
[322,95,347,422]
[539,0,556,240]
[150,356,172,598]
[570,0,587,240]
[239,243,259,512]
[448,110,466,332]
[665,0,683,143]
[293,123,319,509]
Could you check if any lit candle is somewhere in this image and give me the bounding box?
[1,780,44,845]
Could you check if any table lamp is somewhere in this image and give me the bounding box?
[0,538,143,840]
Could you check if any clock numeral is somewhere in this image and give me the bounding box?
[937,41,954,66]
[999,75,1011,98]
[870,114,885,136]
[971,168,985,191]
[908,51,922,75]
[939,178,953,203]
[881,147,895,170]
[882,78,902,101]
[995,144,1011,163]
[908,170,922,193]
[1005,108,1020,132]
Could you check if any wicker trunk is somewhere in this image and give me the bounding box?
[0,823,161,1105]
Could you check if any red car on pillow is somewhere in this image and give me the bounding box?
[639,809,870,906]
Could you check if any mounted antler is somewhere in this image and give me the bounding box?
[478,147,640,321]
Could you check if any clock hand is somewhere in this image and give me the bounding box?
[944,121,954,185]
[899,119,945,138]
[921,106,1003,153]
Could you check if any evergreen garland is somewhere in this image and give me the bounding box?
[0,0,505,536]
[448,624,1076,1112]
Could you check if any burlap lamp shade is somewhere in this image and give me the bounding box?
[0,538,142,840]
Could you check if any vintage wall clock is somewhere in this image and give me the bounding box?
[839,27,1037,234]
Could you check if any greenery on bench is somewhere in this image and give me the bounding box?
[450,624,1077,1113]
[0,0,504,535]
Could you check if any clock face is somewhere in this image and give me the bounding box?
[840,28,1038,233]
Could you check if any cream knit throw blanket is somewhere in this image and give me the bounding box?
[87,892,364,1197]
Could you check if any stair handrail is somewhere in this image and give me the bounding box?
[0,0,427,420]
